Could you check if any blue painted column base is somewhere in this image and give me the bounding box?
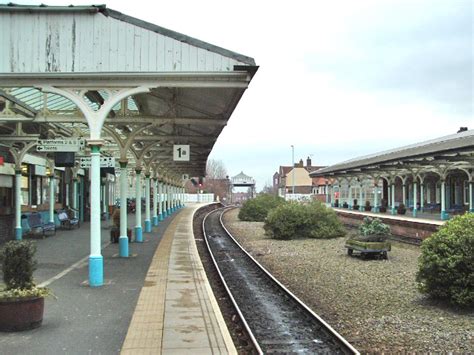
[119,236,129,257]
[145,220,152,233]
[163,211,168,218]
[412,208,417,218]
[470,208,474,213]
[104,212,109,220]
[159,213,164,221]
[153,216,159,226]
[359,206,364,212]
[374,207,380,213]
[441,211,449,220]
[135,226,143,242]
[348,205,352,210]
[89,255,103,287]
[391,208,396,215]
[15,227,22,240]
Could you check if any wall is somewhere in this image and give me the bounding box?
[285,167,311,187]
[336,210,440,244]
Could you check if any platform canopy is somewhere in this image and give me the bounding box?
[310,130,474,179]
[0,3,258,177]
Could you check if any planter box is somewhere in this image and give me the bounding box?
[345,239,391,259]
[0,296,44,332]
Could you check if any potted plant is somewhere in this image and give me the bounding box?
[352,199,359,211]
[364,200,372,211]
[342,201,349,209]
[345,217,391,259]
[110,208,132,243]
[334,199,339,207]
[379,199,387,213]
[397,203,407,215]
[0,241,52,331]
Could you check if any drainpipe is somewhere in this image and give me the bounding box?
[15,169,22,240]
[135,169,143,242]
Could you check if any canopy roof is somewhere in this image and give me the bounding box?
[311,130,474,178]
[0,4,257,179]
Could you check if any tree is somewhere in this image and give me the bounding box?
[204,159,229,201]
[206,159,227,179]
[260,182,277,195]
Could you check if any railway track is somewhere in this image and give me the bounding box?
[202,207,359,354]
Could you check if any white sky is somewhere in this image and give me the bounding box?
[8,0,474,189]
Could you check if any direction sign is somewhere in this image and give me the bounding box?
[36,139,85,152]
[79,157,115,168]
[173,145,190,161]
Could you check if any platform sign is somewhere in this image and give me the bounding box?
[182,174,189,180]
[173,145,190,161]
[79,157,115,168]
[36,139,85,152]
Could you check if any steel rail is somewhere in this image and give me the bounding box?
[202,207,263,355]
[203,206,360,354]
[219,207,360,354]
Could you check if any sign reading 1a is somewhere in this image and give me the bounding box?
[173,145,190,161]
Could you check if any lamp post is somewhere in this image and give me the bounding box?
[291,145,295,196]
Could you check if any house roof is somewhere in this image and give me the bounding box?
[279,165,325,177]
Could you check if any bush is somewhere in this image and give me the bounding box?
[359,217,390,236]
[397,203,406,214]
[416,213,474,307]
[353,217,390,242]
[238,194,285,222]
[264,201,346,240]
[1,241,37,290]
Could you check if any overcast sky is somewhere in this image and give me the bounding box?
[10,0,474,189]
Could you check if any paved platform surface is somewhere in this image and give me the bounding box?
[333,207,445,225]
[122,204,235,354]
[0,203,235,355]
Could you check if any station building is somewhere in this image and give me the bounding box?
[310,129,474,221]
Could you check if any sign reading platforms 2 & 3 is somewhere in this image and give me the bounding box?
[36,139,85,152]
[173,145,190,161]
[79,157,115,168]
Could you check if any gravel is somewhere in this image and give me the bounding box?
[223,208,474,354]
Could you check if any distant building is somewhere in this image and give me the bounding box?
[232,192,251,204]
[273,157,329,200]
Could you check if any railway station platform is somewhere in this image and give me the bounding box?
[0,203,235,355]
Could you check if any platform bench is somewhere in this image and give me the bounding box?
[57,210,80,229]
[27,212,56,236]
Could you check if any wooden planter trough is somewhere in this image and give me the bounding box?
[345,239,391,259]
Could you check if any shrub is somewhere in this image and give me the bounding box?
[354,217,390,242]
[1,240,37,290]
[416,213,474,307]
[264,201,346,240]
[397,203,406,214]
[238,194,285,222]
[359,217,390,236]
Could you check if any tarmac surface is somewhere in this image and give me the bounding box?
[0,204,233,354]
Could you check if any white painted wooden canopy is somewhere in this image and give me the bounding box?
[0,3,258,178]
